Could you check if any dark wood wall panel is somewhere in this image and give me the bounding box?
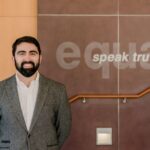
[62,99,118,150]
[38,0,150,150]
[38,0,117,14]
[120,95,150,150]
[38,16,118,97]
[120,0,150,14]
[119,17,150,93]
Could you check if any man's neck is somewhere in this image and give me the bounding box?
[16,71,38,87]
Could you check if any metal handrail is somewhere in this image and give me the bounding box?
[69,87,150,103]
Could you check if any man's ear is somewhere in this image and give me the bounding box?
[39,55,42,64]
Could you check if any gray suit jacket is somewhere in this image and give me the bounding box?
[0,74,71,150]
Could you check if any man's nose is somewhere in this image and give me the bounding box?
[23,54,31,61]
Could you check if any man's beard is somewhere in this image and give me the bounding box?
[14,60,40,77]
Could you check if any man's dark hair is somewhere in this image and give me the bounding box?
[12,36,41,56]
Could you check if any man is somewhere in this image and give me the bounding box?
[0,36,71,150]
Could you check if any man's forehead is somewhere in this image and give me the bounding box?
[16,42,38,51]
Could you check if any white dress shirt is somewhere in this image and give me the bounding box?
[16,73,39,131]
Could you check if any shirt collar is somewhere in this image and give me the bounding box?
[16,72,40,88]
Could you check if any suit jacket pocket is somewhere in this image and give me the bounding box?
[0,146,9,150]
[0,142,10,149]
[0,146,10,149]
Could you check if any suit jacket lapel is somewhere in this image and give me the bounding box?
[29,75,49,133]
[5,75,27,131]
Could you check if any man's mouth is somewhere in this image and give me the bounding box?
[23,63,33,68]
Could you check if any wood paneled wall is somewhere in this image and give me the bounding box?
[0,0,37,80]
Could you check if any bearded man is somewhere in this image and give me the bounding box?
[0,36,71,150]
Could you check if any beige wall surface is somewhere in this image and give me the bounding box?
[0,0,37,80]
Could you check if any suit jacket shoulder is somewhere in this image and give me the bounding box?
[0,75,15,100]
[40,74,67,95]
[0,75,16,85]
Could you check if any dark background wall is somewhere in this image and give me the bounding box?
[38,0,150,149]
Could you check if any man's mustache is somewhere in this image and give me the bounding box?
[21,61,34,67]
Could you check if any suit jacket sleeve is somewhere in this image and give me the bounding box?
[0,81,4,120]
[56,85,72,148]
[0,81,4,135]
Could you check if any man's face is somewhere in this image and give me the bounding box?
[13,42,42,77]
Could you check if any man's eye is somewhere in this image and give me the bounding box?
[30,52,37,55]
[18,52,25,55]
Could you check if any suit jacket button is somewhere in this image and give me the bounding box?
[28,134,31,138]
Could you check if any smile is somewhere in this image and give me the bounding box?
[23,64,33,68]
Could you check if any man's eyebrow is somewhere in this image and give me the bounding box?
[16,50,26,53]
[16,50,38,53]
[29,50,38,53]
